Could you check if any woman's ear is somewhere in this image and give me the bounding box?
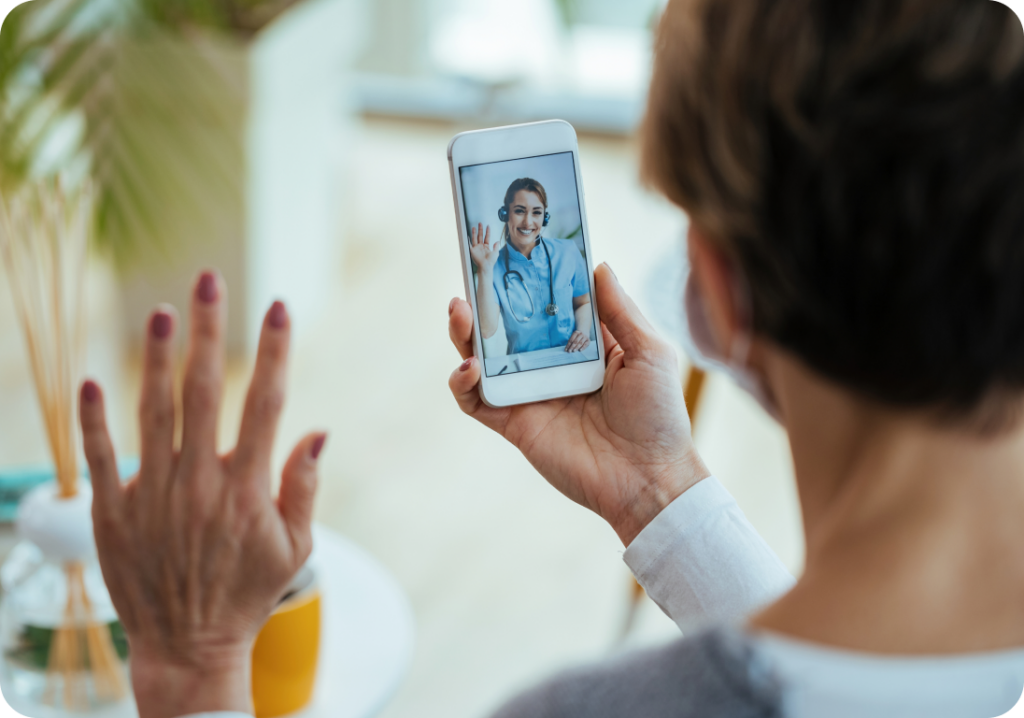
[687,223,743,357]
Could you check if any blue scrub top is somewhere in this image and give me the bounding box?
[491,237,591,354]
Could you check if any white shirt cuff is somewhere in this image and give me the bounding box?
[623,476,795,632]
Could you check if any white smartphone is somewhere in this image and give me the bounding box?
[447,120,605,408]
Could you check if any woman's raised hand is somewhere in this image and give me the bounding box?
[448,264,709,546]
[79,271,325,718]
[469,223,500,273]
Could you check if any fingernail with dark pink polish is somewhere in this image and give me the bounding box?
[459,358,474,372]
[151,311,172,339]
[82,380,99,403]
[269,301,287,329]
[197,272,218,304]
[311,434,327,460]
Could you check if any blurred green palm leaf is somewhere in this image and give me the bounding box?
[0,0,108,191]
[552,0,581,26]
[0,0,299,265]
[136,0,301,37]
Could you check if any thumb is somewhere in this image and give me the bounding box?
[277,432,325,562]
[594,264,661,359]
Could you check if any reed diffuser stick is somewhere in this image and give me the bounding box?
[1,181,88,497]
[0,179,128,707]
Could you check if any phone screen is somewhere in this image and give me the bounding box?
[460,151,600,378]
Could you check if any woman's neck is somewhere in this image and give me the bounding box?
[751,350,1024,653]
[508,233,537,260]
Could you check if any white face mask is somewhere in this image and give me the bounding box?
[678,256,783,422]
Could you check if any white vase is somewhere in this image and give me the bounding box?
[0,481,128,715]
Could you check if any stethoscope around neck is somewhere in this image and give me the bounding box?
[499,207,558,324]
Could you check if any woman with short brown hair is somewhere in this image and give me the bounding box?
[447,0,1024,714]
[79,0,1024,715]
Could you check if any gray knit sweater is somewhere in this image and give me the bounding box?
[491,628,781,718]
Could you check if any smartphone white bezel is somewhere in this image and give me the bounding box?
[447,120,605,408]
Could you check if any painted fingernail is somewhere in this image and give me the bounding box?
[459,357,474,372]
[268,301,287,329]
[197,272,218,304]
[82,380,99,403]
[311,434,327,460]
[151,311,172,339]
[448,298,457,316]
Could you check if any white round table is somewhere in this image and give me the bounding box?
[302,524,415,717]
[0,525,415,718]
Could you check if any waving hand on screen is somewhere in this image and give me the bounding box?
[469,223,500,272]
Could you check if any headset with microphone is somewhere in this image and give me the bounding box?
[498,203,557,321]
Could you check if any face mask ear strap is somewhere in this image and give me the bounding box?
[724,261,783,420]
[681,232,782,421]
[721,257,756,366]
[729,328,752,367]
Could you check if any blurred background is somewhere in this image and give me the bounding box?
[0,0,802,716]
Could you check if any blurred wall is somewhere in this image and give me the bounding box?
[358,0,431,75]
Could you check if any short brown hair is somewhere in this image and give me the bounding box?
[642,0,1024,412]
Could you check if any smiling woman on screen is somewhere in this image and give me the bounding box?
[469,178,594,355]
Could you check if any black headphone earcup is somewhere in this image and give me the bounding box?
[498,207,509,223]
[543,211,550,227]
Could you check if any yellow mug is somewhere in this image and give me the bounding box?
[251,566,321,718]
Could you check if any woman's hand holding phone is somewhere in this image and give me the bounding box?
[448,264,709,546]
